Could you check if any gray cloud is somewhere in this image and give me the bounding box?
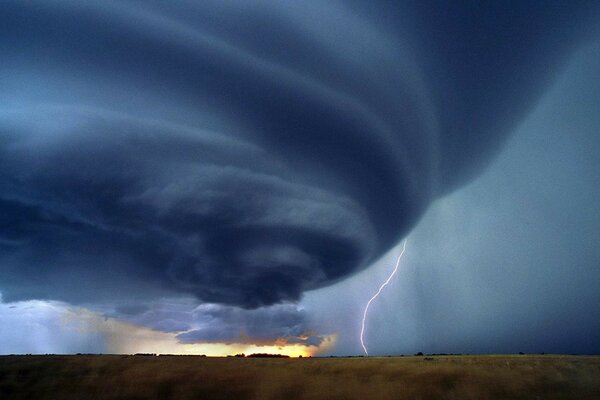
[105,298,197,333]
[177,303,323,346]
[1,1,598,309]
[99,298,323,347]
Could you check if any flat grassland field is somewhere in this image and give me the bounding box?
[1,355,598,400]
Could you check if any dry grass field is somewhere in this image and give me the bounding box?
[0,354,598,400]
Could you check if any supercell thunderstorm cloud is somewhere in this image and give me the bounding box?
[1,1,599,352]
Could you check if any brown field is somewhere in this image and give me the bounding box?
[0,354,599,400]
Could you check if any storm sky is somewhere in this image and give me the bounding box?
[1,1,599,355]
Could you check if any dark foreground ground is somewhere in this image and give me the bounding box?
[1,355,599,400]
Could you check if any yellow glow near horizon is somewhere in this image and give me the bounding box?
[106,334,337,358]
[61,305,337,357]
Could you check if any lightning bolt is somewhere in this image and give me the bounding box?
[360,239,407,356]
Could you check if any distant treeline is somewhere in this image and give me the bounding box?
[246,353,290,358]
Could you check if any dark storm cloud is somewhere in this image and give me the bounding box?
[1,1,598,308]
[177,303,323,346]
[103,299,321,346]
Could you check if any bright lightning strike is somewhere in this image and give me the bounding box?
[360,239,407,356]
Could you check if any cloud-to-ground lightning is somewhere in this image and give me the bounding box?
[360,239,407,356]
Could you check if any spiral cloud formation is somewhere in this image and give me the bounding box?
[1,1,597,308]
